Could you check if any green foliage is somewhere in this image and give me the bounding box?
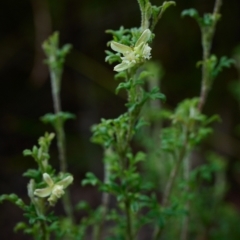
[0,194,26,210]
[82,172,100,186]
[197,55,235,85]
[43,32,72,71]
[169,98,219,146]
[181,8,220,27]
[137,0,176,30]
[23,132,55,173]
[41,112,75,129]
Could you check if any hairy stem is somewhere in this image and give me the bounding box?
[198,0,223,111]
[50,70,67,172]
[213,0,222,15]
[50,69,74,222]
[188,2,223,239]
[94,149,112,240]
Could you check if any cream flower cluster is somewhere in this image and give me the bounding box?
[110,29,152,72]
[34,173,73,206]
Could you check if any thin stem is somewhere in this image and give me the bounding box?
[198,0,223,111]
[180,155,191,240]
[213,0,222,15]
[137,0,150,30]
[189,2,223,239]
[94,149,111,240]
[37,201,50,240]
[114,70,141,240]
[40,221,49,240]
[153,129,189,240]
[50,69,74,222]
[125,199,133,240]
[137,0,144,28]
[50,70,67,172]
[162,151,184,207]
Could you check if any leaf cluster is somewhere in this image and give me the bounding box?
[43,32,72,71]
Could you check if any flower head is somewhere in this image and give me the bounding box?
[110,29,152,72]
[34,173,73,206]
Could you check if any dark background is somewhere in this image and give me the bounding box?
[0,0,240,239]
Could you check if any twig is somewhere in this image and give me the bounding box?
[180,155,190,240]
[50,70,68,173]
[49,52,74,223]
[153,130,189,240]
[198,0,223,111]
[94,149,112,240]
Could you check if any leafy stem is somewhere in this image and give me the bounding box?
[40,221,50,240]
[153,127,190,240]
[125,199,134,240]
[50,69,67,172]
[198,0,222,111]
[42,32,74,222]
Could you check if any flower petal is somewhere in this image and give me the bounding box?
[113,62,131,72]
[56,175,73,189]
[34,187,52,197]
[135,29,151,47]
[114,61,136,72]
[111,41,132,54]
[43,173,54,187]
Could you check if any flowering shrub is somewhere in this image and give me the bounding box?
[1,0,240,240]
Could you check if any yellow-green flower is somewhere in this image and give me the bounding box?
[34,173,73,206]
[110,29,152,72]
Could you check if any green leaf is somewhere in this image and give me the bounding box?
[151,5,161,21]
[212,56,235,78]
[43,32,72,70]
[134,151,146,163]
[131,201,140,212]
[138,70,153,80]
[148,87,166,101]
[14,222,28,233]
[23,149,32,156]
[135,118,149,130]
[115,81,131,94]
[82,172,99,186]
[161,1,176,15]
[41,112,75,127]
[105,50,121,64]
[75,201,91,211]
[181,8,200,20]
[0,194,25,210]
[23,169,41,179]
[114,71,127,80]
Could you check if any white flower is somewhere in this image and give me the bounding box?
[110,29,152,72]
[34,173,73,206]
